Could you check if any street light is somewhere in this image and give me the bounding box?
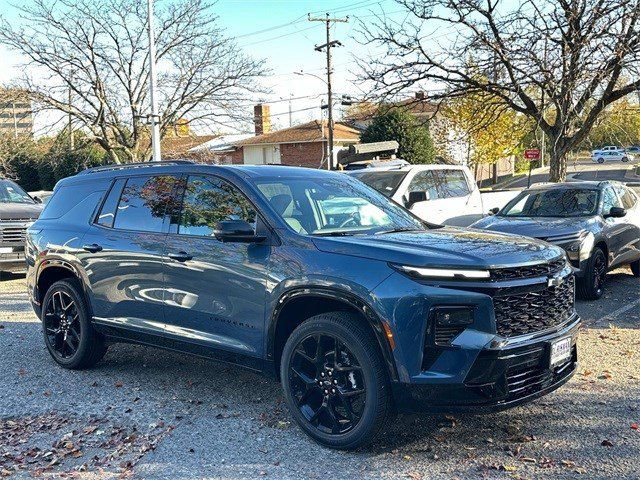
[295,70,333,170]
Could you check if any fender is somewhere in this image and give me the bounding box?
[267,287,399,382]
[33,257,89,306]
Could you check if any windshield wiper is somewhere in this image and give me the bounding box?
[312,231,357,237]
[374,227,424,235]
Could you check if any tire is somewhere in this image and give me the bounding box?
[577,247,607,300]
[280,312,393,450]
[41,278,107,369]
[597,157,604,164]
[631,259,640,277]
[622,156,629,163]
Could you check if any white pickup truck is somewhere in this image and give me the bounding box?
[346,164,520,226]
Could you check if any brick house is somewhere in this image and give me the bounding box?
[227,104,361,168]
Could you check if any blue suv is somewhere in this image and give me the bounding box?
[26,161,579,449]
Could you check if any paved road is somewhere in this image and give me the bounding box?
[0,271,638,479]
[501,160,634,189]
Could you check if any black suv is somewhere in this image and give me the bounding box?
[26,162,579,449]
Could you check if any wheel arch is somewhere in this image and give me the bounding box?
[36,260,85,306]
[267,288,398,382]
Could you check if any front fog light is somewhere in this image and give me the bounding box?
[434,307,474,326]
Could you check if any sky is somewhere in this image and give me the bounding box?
[0,0,411,136]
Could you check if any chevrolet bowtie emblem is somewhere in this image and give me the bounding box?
[548,276,564,288]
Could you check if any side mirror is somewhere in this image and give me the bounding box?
[604,206,626,218]
[488,207,500,215]
[32,196,42,204]
[406,191,428,208]
[213,220,265,243]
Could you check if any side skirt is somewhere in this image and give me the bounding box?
[93,318,276,379]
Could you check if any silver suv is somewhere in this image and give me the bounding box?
[0,178,43,272]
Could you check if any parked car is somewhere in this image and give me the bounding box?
[592,145,624,154]
[27,161,580,449]
[346,164,485,226]
[28,190,54,205]
[625,145,640,155]
[1,178,44,273]
[591,150,632,163]
[471,181,640,299]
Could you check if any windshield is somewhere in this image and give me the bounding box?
[252,175,425,236]
[0,179,35,204]
[347,170,408,198]
[500,188,599,217]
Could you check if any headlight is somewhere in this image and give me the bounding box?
[579,232,595,261]
[395,265,490,280]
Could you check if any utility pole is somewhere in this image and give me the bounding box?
[68,78,74,152]
[288,94,293,128]
[308,13,348,171]
[147,0,161,162]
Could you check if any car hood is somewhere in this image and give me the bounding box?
[0,202,43,221]
[471,215,596,239]
[311,227,564,268]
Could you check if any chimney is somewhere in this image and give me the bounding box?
[414,91,425,100]
[254,104,271,136]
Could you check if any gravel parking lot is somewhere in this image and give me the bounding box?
[0,270,638,479]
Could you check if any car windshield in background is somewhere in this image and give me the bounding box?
[252,176,425,236]
[0,179,35,204]
[500,188,599,217]
[347,170,408,197]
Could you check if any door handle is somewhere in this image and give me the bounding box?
[82,243,103,253]
[168,251,193,262]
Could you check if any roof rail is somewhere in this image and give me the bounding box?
[78,160,195,175]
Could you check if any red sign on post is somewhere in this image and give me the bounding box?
[524,149,541,160]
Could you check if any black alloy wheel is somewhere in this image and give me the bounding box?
[41,279,108,369]
[280,312,393,449]
[597,157,605,164]
[288,333,366,435]
[44,290,81,360]
[592,250,607,296]
[577,247,608,300]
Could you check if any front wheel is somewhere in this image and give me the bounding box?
[622,156,630,163]
[577,247,607,300]
[597,157,605,164]
[41,279,107,369]
[280,312,393,450]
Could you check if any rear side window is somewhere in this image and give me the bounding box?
[95,178,126,227]
[96,175,181,233]
[41,182,105,220]
[407,169,470,200]
[614,185,637,210]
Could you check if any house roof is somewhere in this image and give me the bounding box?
[160,135,218,158]
[188,134,253,153]
[234,120,361,147]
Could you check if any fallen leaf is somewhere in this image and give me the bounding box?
[601,439,613,447]
[631,423,638,430]
[114,381,124,388]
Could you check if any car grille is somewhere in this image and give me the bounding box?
[0,219,31,245]
[493,275,575,337]
[490,257,567,281]
[506,347,575,400]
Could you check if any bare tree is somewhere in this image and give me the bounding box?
[0,0,267,163]
[358,0,640,181]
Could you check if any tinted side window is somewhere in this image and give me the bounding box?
[602,187,622,214]
[95,178,126,227]
[113,175,181,232]
[615,186,636,209]
[432,170,471,198]
[178,175,256,236]
[408,171,438,200]
[41,182,107,220]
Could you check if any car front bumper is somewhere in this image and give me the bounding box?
[391,315,580,414]
[0,248,26,272]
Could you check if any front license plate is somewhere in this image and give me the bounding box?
[550,337,572,367]
[0,247,13,254]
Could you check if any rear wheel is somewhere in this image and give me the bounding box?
[577,247,607,300]
[630,259,640,277]
[280,312,393,450]
[41,279,107,369]
[622,156,630,163]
